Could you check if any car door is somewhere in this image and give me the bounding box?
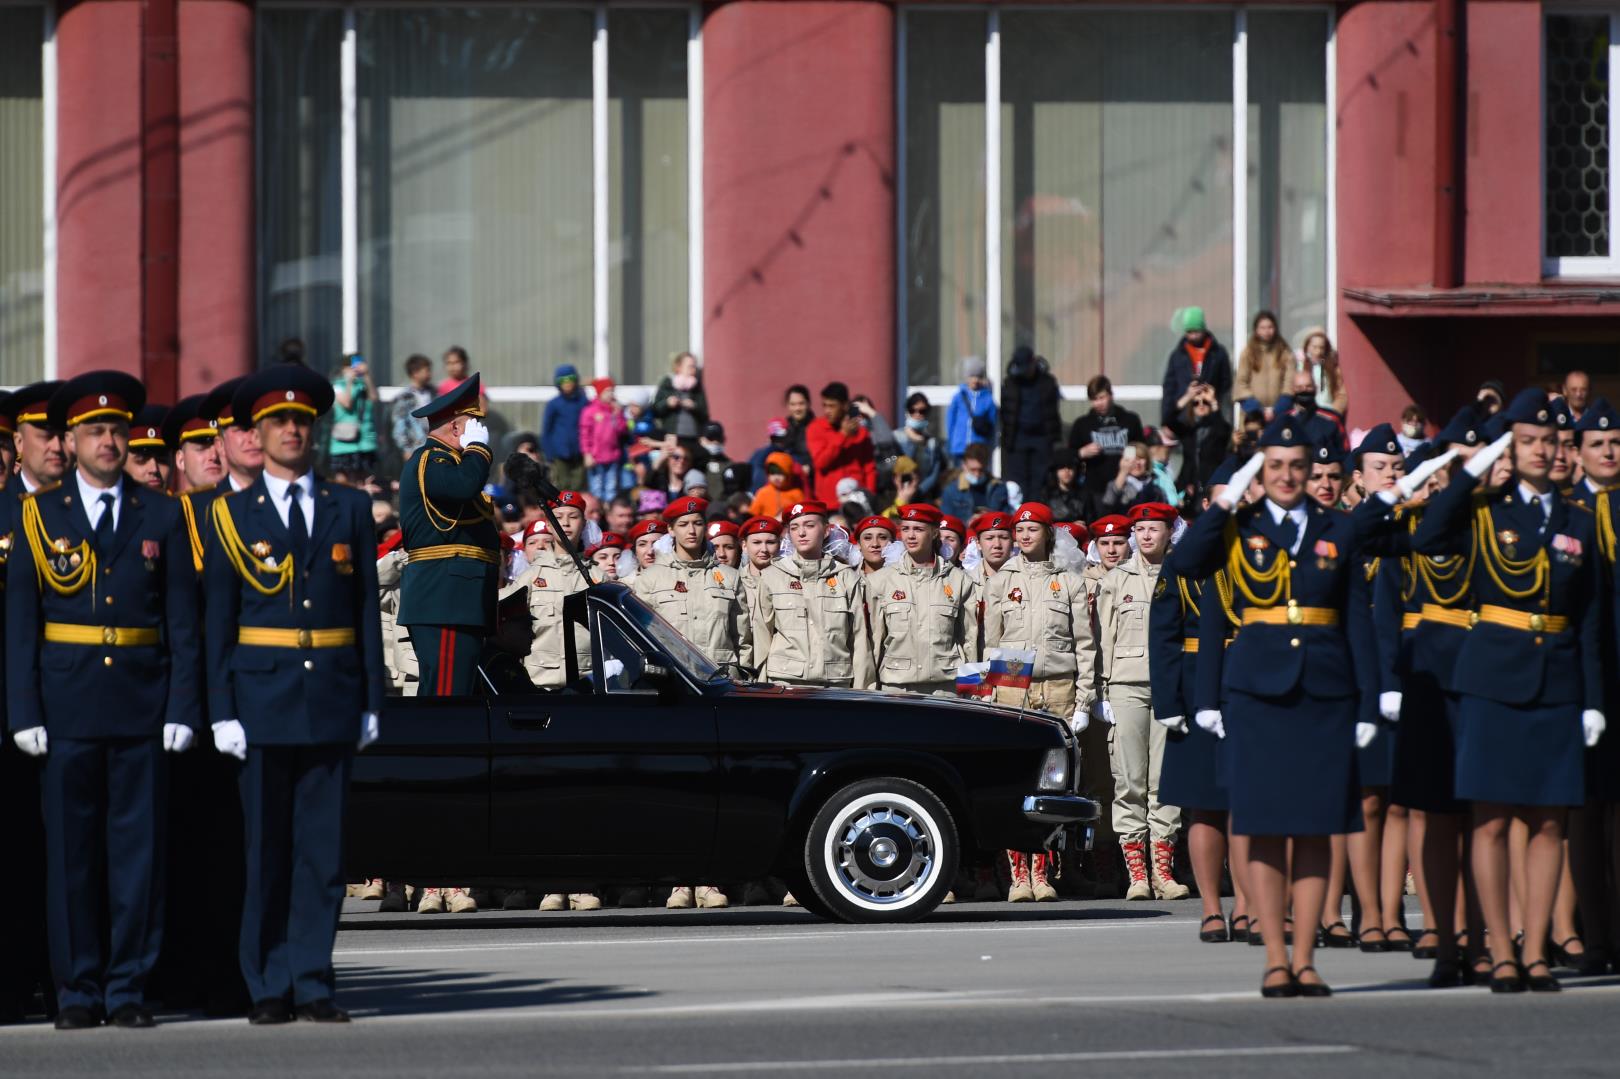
[489,607,719,878]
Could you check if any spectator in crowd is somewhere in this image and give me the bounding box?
[941,443,1011,522]
[437,346,488,406]
[1040,448,1089,523]
[749,451,807,519]
[604,495,635,536]
[946,356,998,459]
[1276,370,1347,450]
[330,353,379,477]
[890,392,946,499]
[390,354,436,461]
[881,456,924,518]
[1296,327,1349,418]
[805,381,877,504]
[1168,382,1232,500]
[1099,443,1172,513]
[276,336,308,366]
[1564,369,1592,421]
[580,377,627,502]
[699,423,745,498]
[1144,428,1180,509]
[1000,346,1063,495]
[1234,310,1292,420]
[750,417,795,491]
[646,441,695,503]
[1161,306,1232,426]
[1475,379,1506,417]
[781,384,814,471]
[1069,375,1145,497]
[653,351,710,451]
[1397,404,1428,456]
[542,364,588,492]
[836,476,873,518]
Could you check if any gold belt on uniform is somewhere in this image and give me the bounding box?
[1476,604,1569,634]
[406,543,500,565]
[1241,604,1339,627]
[44,622,160,646]
[237,626,357,648]
[1183,637,1199,652]
[1419,604,1475,630]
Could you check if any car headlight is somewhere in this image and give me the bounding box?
[1038,748,1069,792]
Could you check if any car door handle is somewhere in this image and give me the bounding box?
[506,709,552,730]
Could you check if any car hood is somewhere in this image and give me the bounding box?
[723,681,1072,740]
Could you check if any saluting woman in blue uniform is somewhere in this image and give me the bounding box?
[1169,417,1382,998]
[1411,389,1607,993]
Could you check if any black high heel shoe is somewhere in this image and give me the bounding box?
[1359,927,1389,953]
[1411,929,1440,959]
[1260,966,1298,999]
[1200,914,1230,943]
[1292,965,1332,998]
[1247,924,1265,947]
[1427,957,1465,988]
[1524,959,1561,992]
[1489,960,1526,994]
[1229,914,1250,943]
[1383,926,1415,953]
[1318,920,1356,949]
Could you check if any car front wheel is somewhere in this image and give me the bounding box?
[802,777,958,923]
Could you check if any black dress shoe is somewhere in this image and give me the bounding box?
[108,1004,155,1028]
[502,889,534,911]
[295,999,350,1023]
[53,1005,99,1031]
[1199,914,1229,943]
[1292,965,1333,998]
[1228,914,1250,943]
[1359,927,1389,953]
[377,883,407,914]
[1260,966,1298,999]
[1382,926,1416,953]
[1427,958,1465,988]
[1489,960,1526,994]
[1524,959,1561,992]
[248,998,294,1025]
[1412,929,1441,960]
[1319,920,1356,949]
[1247,926,1264,947]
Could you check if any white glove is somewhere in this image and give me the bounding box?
[461,418,490,449]
[1068,706,1089,735]
[1091,700,1116,725]
[1215,452,1265,509]
[601,658,625,681]
[1356,721,1379,748]
[162,723,194,753]
[1156,713,1189,734]
[1394,448,1460,500]
[1195,709,1225,739]
[1463,431,1514,480]
[358,711,380,751]
[1584,710,1607,748]
[212,719,248,761]
[1379,692,1402,723]
[12,727,47,757]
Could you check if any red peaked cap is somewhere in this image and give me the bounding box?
[1092,515,1130,537]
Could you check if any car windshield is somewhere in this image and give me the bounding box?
[618,593,722,683]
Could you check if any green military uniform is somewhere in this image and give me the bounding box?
[397,375,500,696]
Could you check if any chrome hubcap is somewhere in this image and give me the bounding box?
[830,800,935,906]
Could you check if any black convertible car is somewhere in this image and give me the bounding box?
[348,582,1097,923]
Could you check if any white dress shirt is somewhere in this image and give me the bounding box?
[262,471,316,531]
[1518,482,1554,531]
[1264,498,1309,555]
[76,470,122,531]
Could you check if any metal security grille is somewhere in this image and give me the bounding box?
[1546,15,1611,258]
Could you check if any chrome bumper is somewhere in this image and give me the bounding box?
[1022,794,1099,825]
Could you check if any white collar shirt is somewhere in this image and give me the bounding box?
[77,470,122,531]
[1264,498,1309,555]
[262,471,316,531]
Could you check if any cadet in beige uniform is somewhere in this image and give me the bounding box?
[753,500,874,689]
[707,519,741,569]
[854,515,895,576]
[1078,513,1132,888]
[740,516,783,601]
[376,543,417,696]
[621,519,668,586]
[1095,502,1188,901]
[631,496,752,909]
[982,502,1091,901]
[865,503,978,694]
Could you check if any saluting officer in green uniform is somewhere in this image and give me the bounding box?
[397,374,499,696]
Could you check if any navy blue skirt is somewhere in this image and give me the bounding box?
[1226,687,1362,837]
[1586,712,1620,803]
[1357,720,1395,789]
[1160,723,1227,813]
[1390,674,1465,814]
[1455,696,1584,807]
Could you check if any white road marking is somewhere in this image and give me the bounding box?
[633,1045,1359,1073]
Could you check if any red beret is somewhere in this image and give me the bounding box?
[971,512,1013,536]
[523,518,549,538]
[782,500,829,524]
[939,515,967,537]
[1013,503,1054,527]
[1092,515,1130,537]
[741,515,783,537]
[662,496,709,523]
[854,515,896,537]
[551,491,587,510]
[627,520,670,542]
[585,531,626,557]
[1127,502,1178,525]
[1059,521,1091,544]
[706,519,741,540]
[898,503,942,527]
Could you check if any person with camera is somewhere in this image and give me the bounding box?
[329,353,378,479]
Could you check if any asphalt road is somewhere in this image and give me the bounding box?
[6,896,1620,1078]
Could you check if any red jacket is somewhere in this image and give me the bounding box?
[804,417,877,504]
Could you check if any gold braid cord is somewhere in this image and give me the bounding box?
[20,496,94,596]
[1223,518,1290,608]
[1213,569,1242,629]
[1598,488,1618,565]
[180,492,205,572]
[1177,575,1201,619]
[209,498,294,597]
[1473,503,1548,602]
[418,449,497,534]
[1400,511,1474,607]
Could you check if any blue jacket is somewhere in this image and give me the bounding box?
[203,474,386,745]
[945,384,997,458]
[7,476,201,738]
[542,389,587,463]
[940,475,1010,522]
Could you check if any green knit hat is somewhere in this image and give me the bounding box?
[1181,306,1206,333]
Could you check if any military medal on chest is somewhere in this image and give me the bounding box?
[49,537,77,577]
[142,538,160,571]
[1498,529,1519,560]
[1008,587,1024,604]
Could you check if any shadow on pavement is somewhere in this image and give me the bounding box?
[335,964,651,1017]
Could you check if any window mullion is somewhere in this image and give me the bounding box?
[593,4,610,380]
[1232,8,1248,352]
[340,5,358,356]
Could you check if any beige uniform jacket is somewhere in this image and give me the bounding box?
[752,555,874,687]
[511,550,594,688]
[865,555,978,689]
[377,549,418,695]
[1095,552,1162,689]
[983,557,1094,703]
[631,554,753,669]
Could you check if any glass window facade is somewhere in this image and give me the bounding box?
[0,7,44,384]
[1544,14,1611,260]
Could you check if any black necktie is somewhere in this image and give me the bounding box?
[1276,512,1299,555]
[287,485,309,563]
[94,492,115,549]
